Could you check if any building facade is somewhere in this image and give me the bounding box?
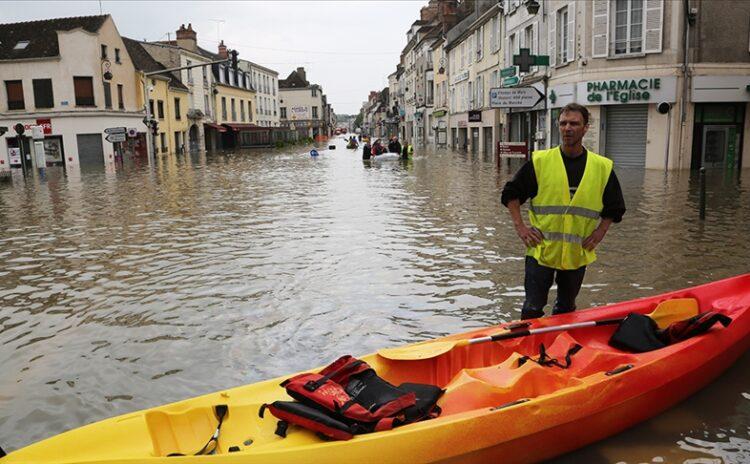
[279,67,329,139]
[239,61,279,127]
[544,0,750,170]
[0,15,143,173]
[141,24,217,152]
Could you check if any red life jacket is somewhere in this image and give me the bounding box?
[260,355,443,440]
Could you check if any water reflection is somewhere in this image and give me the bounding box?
[0,139,748,461]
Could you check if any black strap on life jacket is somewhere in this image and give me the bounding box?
[518,343,582,369]
[302,360,366,393]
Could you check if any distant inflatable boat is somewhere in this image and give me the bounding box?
[371,152,400,161]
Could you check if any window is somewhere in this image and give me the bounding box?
[240,99,246,121]
[186,60,193,83]
[476,75,483,108]
[476,25,483,61]
[490,17,498,52]
[203,67,208,86]
[174,97,181,120]
[74,76,95,106]
[160,132,167,152]
[115,48,121,63]
[5,80,24,110]
[101,44,107,59]
[614,0,643,55]
[13,40,29,50]
[468,81,473,109]
[204,94,210,117]
[157,100,164,119]
[557,6,569,64]
[248,101,252,120]
[311,87,317,97]
[103,81,112,108]
[312,106,318,118]
[117,84,124,109]
[272,79,276,95]
[218,65,225,84]
[231,98,236,121]
[221,97,227,120]
[525,25,535,55]
[508,33,516,68]
[273,100,277,116]
[149,99,154,116]
[33,79,53,108]
[280,107,287,118]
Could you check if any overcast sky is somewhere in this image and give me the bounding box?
[2,0,425,114]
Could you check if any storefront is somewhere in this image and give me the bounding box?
[549,76,677,169]
[691,76,749,170]
[432,109,448,147]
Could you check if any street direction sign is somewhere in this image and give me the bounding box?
[490,86,546,108]
[502,76,520,87]
[104,127,126,135]
[500,66,517,78]
[106,133,126,143]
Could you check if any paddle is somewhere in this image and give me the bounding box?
[378,298,699,361]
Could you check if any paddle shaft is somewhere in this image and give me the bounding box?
[465,318,623,346]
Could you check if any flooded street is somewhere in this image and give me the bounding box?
[1,138,749,462]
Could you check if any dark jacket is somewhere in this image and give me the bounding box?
[388,141,402,154]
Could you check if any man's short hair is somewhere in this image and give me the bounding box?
[559,103,590,126]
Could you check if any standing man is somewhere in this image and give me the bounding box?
[501,103,626,320]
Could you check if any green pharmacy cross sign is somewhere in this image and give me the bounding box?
[513,48,550,73]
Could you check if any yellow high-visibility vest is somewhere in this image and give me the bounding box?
[527,146,612,270]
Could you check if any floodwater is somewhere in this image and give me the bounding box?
[1,138,749,462]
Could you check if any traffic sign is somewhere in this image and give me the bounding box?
[490,86,546,108]
[502,76,520,87]
[106,133,126,143]
[500,66,517,78]
[104,127,126,135]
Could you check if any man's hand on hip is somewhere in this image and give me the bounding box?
[515,224,544,247]
[582,219,613,251]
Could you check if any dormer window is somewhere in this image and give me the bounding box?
[14,40,29,50]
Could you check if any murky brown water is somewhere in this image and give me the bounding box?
[1,138,749,462]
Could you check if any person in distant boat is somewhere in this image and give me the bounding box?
[501,103,626,320]
[362,140,372,160]
[388,137,402,154]
[371,139,386,156]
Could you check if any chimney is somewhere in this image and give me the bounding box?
[218,40,228,59]
[296,67,307,83]
[420,1,439,22]
[175,23,197,51]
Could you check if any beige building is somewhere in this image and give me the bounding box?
[543,0,750,170]
[431,38,449,147]
[0,15,143,173]
[123,37,189,156]
[141,24,217,152]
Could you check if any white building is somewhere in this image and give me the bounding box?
[0,15,143,173]
[278,67,328,139]
[239,61,280,127]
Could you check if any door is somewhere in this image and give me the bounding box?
[471,128,479,154]
[702,125,735,168]
[76,134,104,168]
[484,127,493,155]
[605,105,648,167]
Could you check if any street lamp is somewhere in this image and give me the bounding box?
[526,0,540,15]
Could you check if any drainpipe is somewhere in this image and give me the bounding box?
[678,0,692,169]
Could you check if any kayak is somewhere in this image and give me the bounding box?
[3,274,749,463]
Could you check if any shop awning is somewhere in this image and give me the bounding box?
[204,122,227,133]
[222,123,267,132]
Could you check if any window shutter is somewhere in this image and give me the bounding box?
[549,8,557,66]
[567,1,576,63]
[644,0,664,53]
[592,0,609,58]
[533,22,539,73]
